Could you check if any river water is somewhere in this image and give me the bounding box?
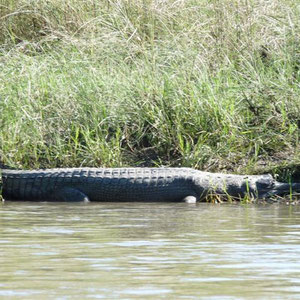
[1,201,300,299]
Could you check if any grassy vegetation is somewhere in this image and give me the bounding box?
[0,0,299,181]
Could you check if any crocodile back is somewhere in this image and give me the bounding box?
[1,168,199,201]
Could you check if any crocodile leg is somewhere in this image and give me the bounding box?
[53,188,90,202]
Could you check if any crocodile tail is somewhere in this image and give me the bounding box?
[0,163,17,201]
[0,164,4,200]
[0,162,15,191]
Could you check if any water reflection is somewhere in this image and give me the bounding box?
[1,202,300,298]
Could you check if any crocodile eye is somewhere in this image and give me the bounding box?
[256,175,274,189]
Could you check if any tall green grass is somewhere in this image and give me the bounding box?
[0,0,299,179]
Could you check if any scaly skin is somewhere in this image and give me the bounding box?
[1,168,300,202]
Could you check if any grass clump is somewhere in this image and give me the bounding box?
[0,0,299,180]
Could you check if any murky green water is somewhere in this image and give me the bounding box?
[1,202,300,299]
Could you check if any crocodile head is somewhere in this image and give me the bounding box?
[255,175,300,198]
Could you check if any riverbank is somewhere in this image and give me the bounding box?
[0,0,299,182]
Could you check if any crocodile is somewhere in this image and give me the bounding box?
[1,167,300,202]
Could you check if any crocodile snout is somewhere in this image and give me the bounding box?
[264,181,300,198]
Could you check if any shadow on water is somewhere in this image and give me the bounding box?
[1,201,300,299]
